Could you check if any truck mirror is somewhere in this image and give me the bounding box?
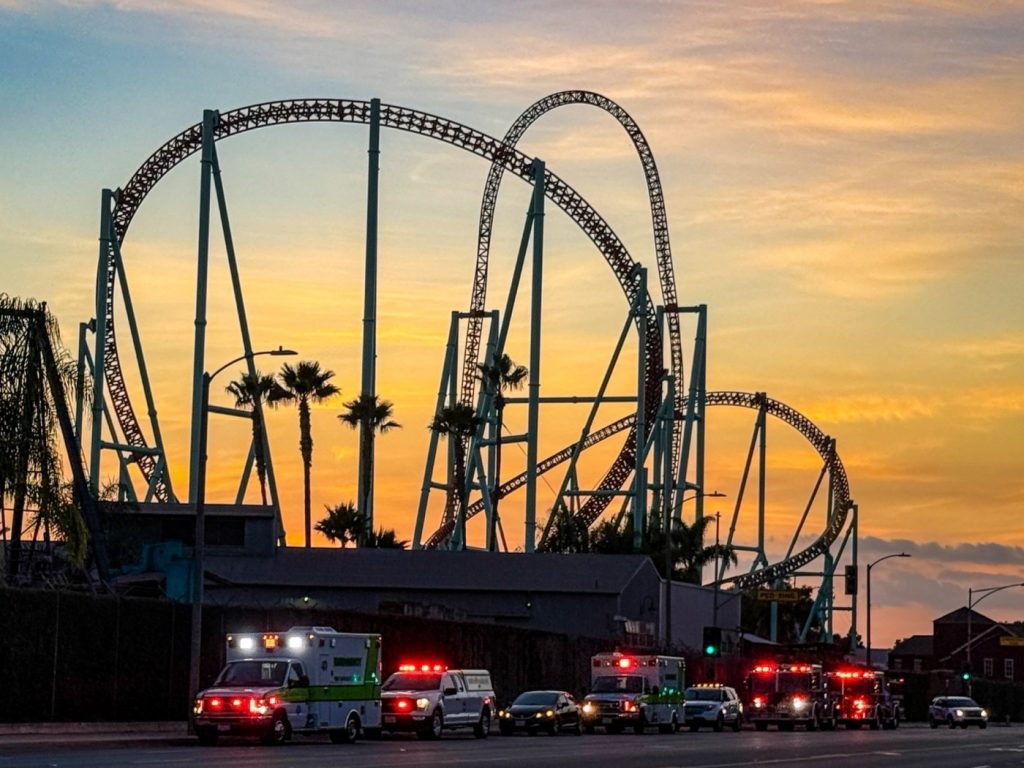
[443,686,457,697]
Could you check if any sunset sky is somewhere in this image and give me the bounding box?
[1,1,1022,647]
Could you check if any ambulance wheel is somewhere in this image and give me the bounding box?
[474,710,490,739]
[329,713,360,744]
[261,712,289,745]
[195,726,218,746]
[418,709,443,740]
[632,714,646,734]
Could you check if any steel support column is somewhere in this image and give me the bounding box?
[524,159,545,553]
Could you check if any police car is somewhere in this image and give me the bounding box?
[380,663,495,739]
[683,684,743,731]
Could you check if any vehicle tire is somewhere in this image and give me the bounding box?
[779,721,795,732]
[633,714,646,735]
[574,719,583,736]
[806,715,818,732]
[929,717,938,729]
[754,721,768,732]
[980,722,987,730]
[260,711,289,745]
[329,713,360,744]
[893,712,900,729]
[195,726,218,746]
[584,724,596,734]
[606,723,623,734]
[474,710,490,739]
[961,722,969,729]
[948,716,956,729]
[713,714,724,733]
[658,713,678,734]
[549,717,560,736]
[869,715,880,731]
[499,724,512,737]
[689,722,700,732]
[732,715,742,733]
[418,709,443,740]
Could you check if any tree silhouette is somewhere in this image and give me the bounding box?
[338,393,401,546]
[315,502,362,548]
[273,361,340,547]
[225,370,287,506]
[429,403,481,549]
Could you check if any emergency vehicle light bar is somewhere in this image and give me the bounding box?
[398,663,447,672]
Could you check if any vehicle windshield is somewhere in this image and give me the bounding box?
[214,660,288,687]
[513,692,558,706]
[383,673,442,692]
[943,697,978,707]
[591,676,643,694]
[685,688,724,701]
[778,675,811,694]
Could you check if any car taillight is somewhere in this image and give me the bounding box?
[208,697,223,711]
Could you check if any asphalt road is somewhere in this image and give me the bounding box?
[1,726,1023,767]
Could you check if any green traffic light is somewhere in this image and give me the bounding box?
[705,645,718,656]
[961,672,970,681]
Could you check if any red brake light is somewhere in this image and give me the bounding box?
[208,697,223,710]
[617,657,634,669]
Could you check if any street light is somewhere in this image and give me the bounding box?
[865,552,912,668]
[188,346,296,716]
[663,490,726,649]
[966,581,1024,693]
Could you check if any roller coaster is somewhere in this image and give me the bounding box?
[78,93,859,643]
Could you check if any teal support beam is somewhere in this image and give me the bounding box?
[633,266,647,551]
[90,189,113,493]
[524,159,545,553]
[359,97,381,543]
[188,109,217,503]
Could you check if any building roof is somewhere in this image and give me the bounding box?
[934,606,995,626]
[890,634,933,657]
[205,548,659,595]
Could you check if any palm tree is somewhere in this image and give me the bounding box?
[661,515,738,583]
[225,371,287,506]
[428,403,481,549]
[273,361,340,547]
[338,393,401,546]
[315,501,362,548]
[478,353,527,551]
[365,526,409,549]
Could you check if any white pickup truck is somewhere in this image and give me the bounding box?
[379,664,495,739]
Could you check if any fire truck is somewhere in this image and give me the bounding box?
[745,662,832,731]
[580,652,685,734]
[825,667,901,729]
[192,627,382,746]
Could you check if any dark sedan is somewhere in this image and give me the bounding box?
[498,690,582,736]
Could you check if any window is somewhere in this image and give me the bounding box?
[983,658,993,678]
[1005,658,1015,681]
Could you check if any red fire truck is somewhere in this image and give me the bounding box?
[825,667,900,730]
[745,662,833,731]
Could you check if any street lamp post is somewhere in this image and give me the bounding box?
[188,346,296,719]
[865,552,911,668]
[663,490,725,649]
[966,581,1024,693]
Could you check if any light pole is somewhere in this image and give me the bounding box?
[663,490,725,649]
[865,552,911,668]
[188,346,296,718]
[966,581,1024,693]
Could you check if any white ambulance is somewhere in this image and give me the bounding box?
[581,652,686,734]
[191,626,381,746]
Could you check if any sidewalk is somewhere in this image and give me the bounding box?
[0,721,189,745]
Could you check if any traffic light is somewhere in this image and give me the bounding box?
[702,626,722,657]
[844,565,858,595]
[961,661,972,681]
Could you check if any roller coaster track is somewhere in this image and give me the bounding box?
[459,90,683,476]
[425,391,852,593]
[102,99,662,509]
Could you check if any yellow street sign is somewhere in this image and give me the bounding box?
[998,636,1024,647]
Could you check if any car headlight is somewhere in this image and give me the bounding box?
[956,709,964,717]
[545,710,555,718]
[981,709,988,718]
[416,698,430,710]
[792,697,806,712]
[535,712,544,719]
[582,702,595,714]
